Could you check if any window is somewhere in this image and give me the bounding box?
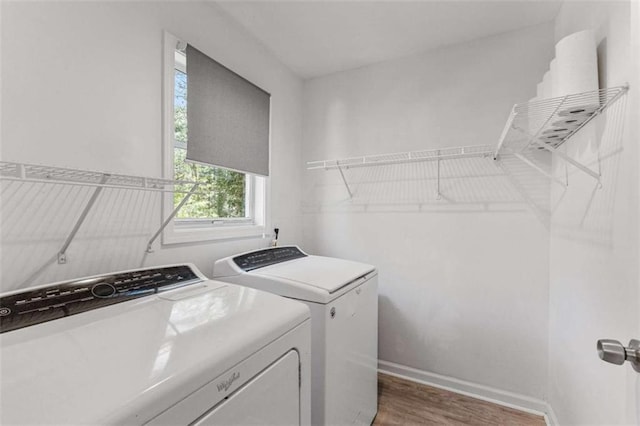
[162,33,266,244]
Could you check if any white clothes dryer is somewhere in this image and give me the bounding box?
[212,246,378,426]
[0,264,311,425]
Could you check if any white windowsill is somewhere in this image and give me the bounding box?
[162,222,267,245]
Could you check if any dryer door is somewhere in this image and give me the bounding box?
[193,350,300,426]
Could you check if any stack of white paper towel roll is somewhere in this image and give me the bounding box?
[531,30,599,147]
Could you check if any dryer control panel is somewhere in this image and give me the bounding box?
[233,246,307,272]
[0,265,200,333]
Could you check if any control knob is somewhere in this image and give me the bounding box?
[91,283,116,298]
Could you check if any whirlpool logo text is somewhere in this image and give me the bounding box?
[217,372,240,392]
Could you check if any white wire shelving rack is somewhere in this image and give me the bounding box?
[306,85,629,197]
[307,145,494,199]
[493,85,628,185]
[0,161,202,262]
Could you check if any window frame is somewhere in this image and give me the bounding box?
[161,32,268,245]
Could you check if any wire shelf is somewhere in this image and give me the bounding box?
[0,161,204,265]
[306,85,628,190]
[494,85,628,158]
[307,144,494,170]
[0,161,200,193]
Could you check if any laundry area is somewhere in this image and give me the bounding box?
[1,1,639,425]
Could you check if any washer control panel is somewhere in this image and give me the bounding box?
[0,265,200,333]
[233,246,307,272]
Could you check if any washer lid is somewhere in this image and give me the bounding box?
[252,255,375,294]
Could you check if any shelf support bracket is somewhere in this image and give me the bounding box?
[57,174,110,264]
[494,106,516,160]
[534,141,602,186]
[336,162,353,199]
[146,183,200,253]
[513,153,567,188]
[436,151,442,200]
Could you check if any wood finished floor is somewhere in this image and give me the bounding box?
[373,373,545,426]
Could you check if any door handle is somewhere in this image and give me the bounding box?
[597,339,640,372]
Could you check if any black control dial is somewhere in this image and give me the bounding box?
[91,283,116,298]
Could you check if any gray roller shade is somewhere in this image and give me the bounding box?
[186,44,271,176]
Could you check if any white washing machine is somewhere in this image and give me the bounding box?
[0,264,311,425]
[212,246,378,426]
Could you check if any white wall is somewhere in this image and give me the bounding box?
[548,1,640,424]
[636,2,640,422]
[301,23,555,400]
[0,2,303,290]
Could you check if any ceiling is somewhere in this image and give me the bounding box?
[215,0,563,79]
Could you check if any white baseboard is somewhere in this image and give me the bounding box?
[378,360,557,426]
[544,404,560,426]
